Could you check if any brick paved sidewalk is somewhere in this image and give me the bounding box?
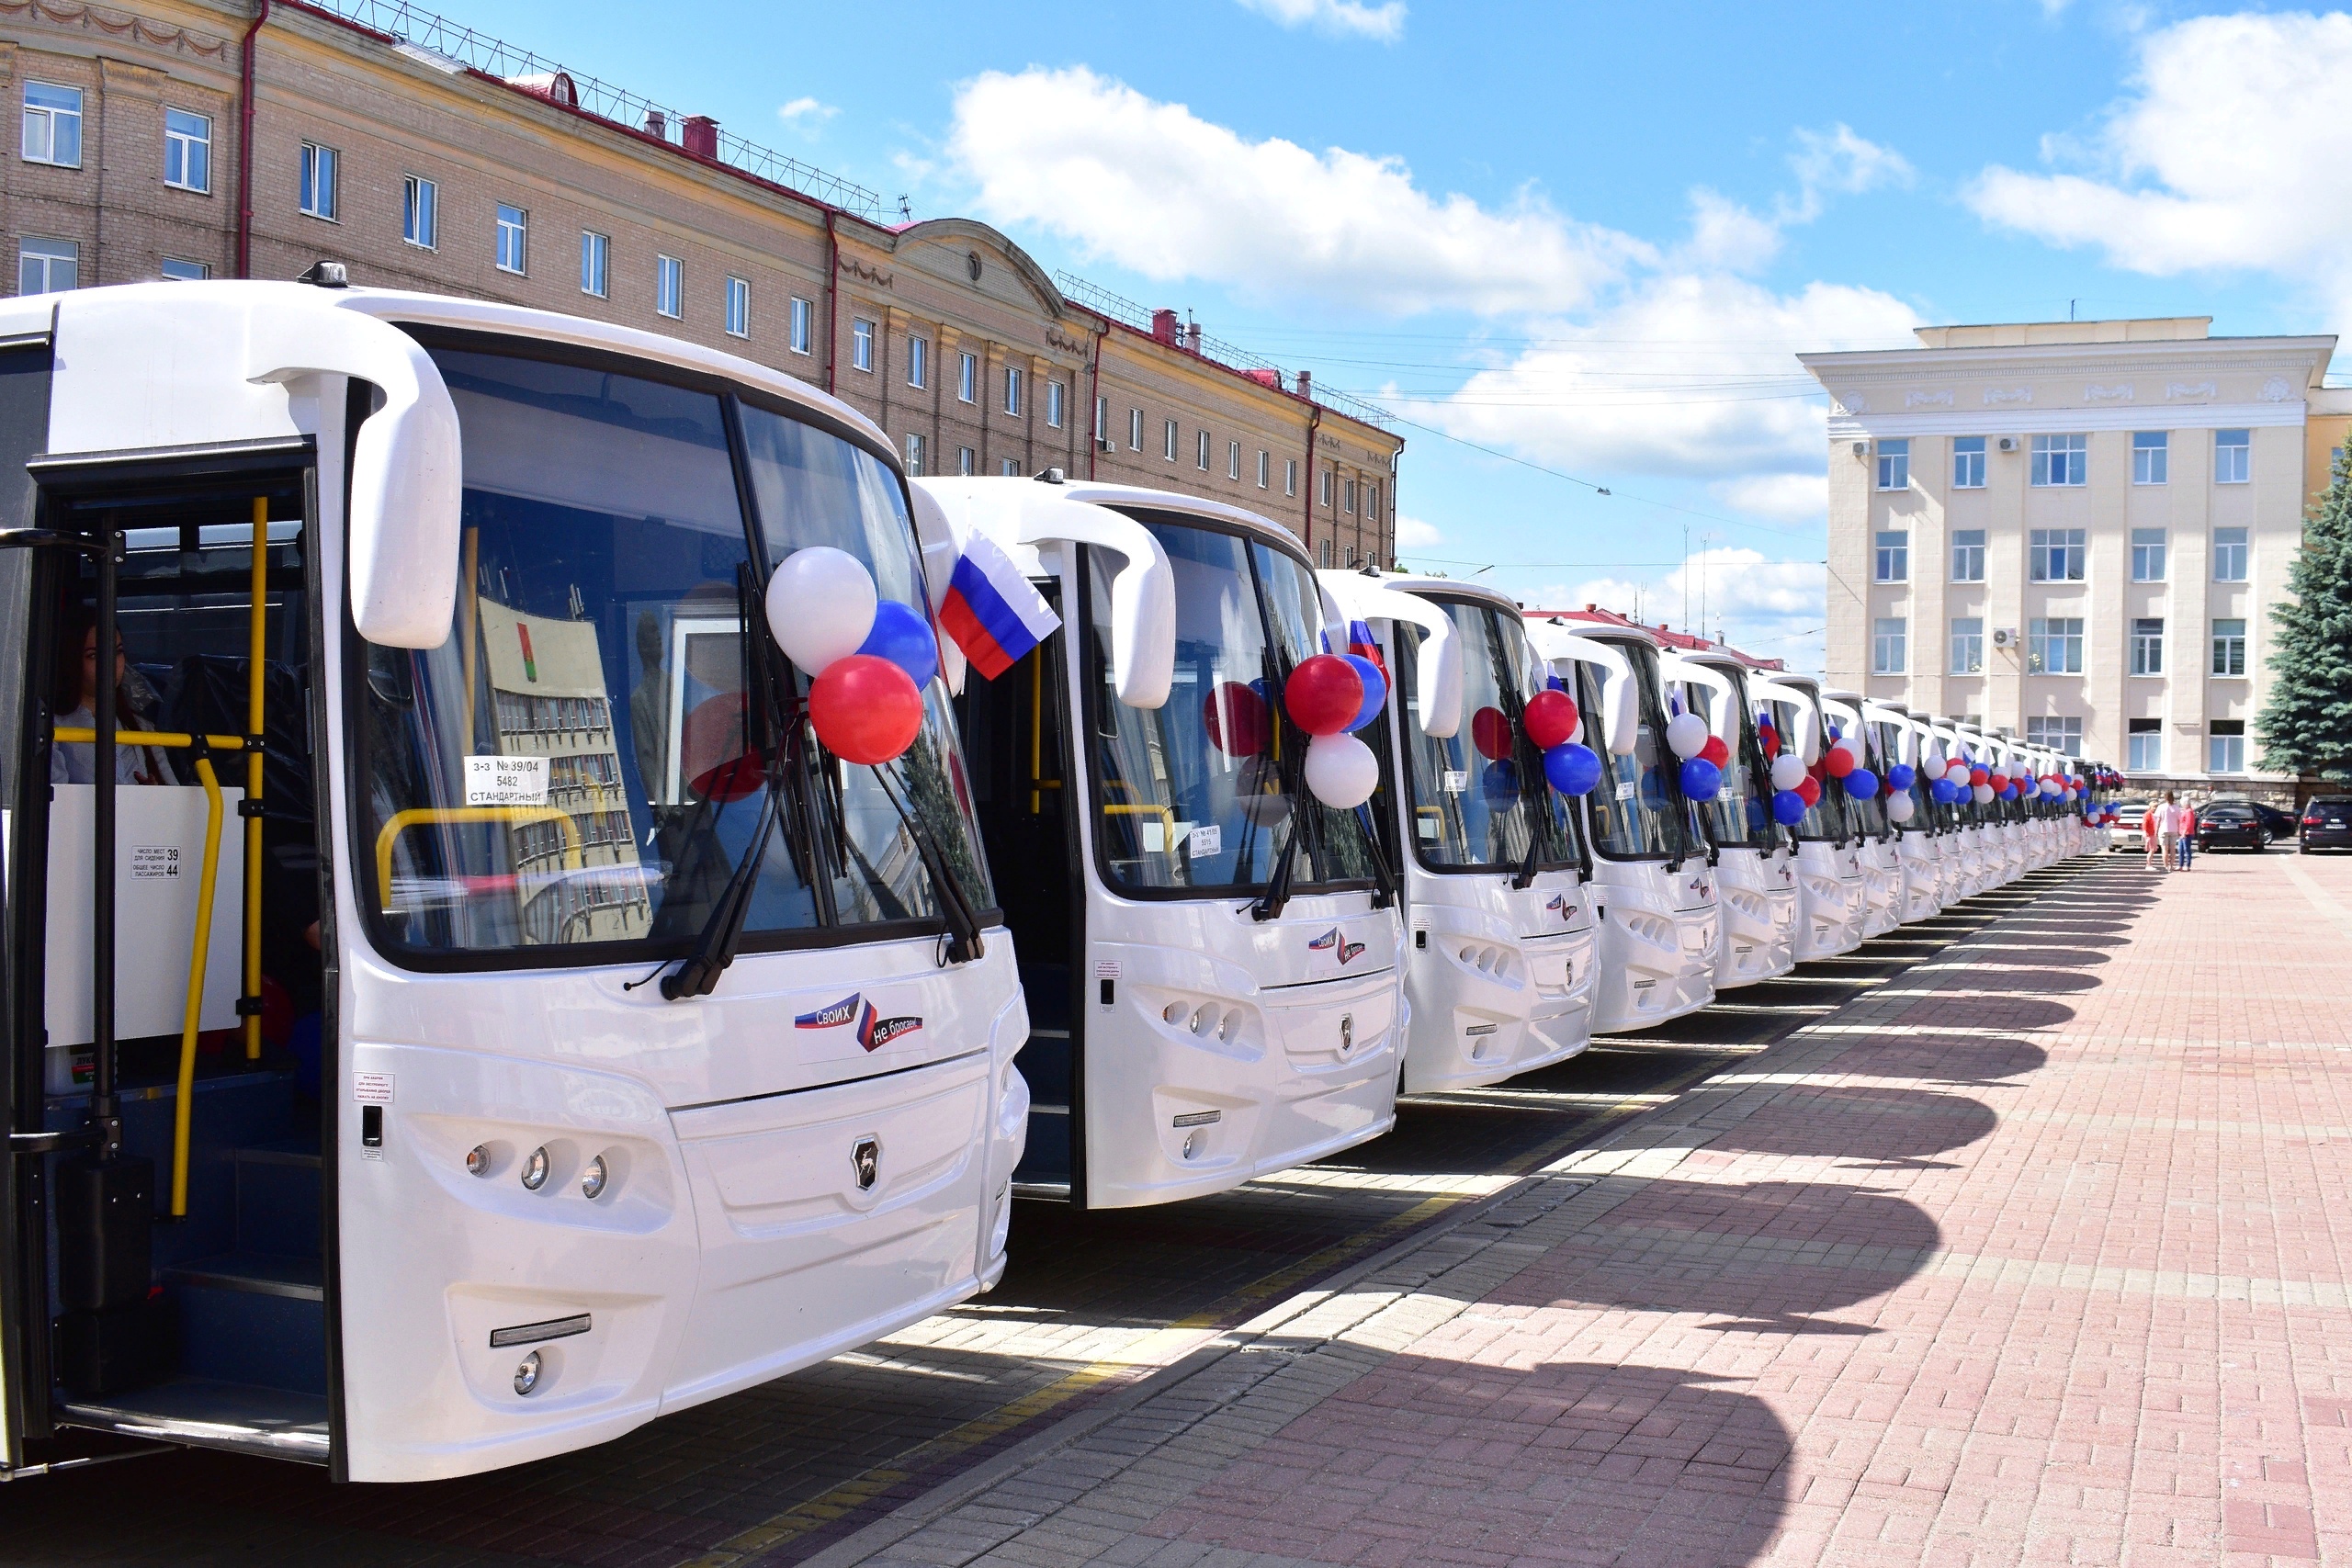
[803,852,2352,1568]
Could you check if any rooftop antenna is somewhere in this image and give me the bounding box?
[2070,299,2077,321]
[898,195,912,222]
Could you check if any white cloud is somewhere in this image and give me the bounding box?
[777,96,839,137]
[1967,11,2352,317]
[947,66,1646,316]
[1394,513,1444,550]
[1713,471,1827,525]
[1537,546,1824,659]
[1237,0,1406,40]
[1786,123,1914,221]
[1429,273,1917,480]
[1679,189,1783,274]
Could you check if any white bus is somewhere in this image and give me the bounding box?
[1662,648,1797,989]
[1747,672,1866,961]
[1525,615,1718,1032]
[1,281,1029,1482]
[1819,691,1902,940]
[1863,701,1943,924]
[917,479,1402,1208]
[1322,571,1596,1093]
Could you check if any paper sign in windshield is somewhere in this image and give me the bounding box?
[1187,824,1223,858]
[466,755,550,807]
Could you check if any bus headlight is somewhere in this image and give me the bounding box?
[465,1145,491,1178]
[521,1146,549,1191]
[514,1351,541,1395]
[580,1155,608,1201]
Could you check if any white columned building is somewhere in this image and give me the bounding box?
[1801,318,2336,797]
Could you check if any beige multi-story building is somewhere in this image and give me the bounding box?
[1802,317,2337,797]
[1,0,1400,565]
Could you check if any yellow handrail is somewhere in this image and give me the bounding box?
[374,807,585,911]
[170,756,228,1217]
[1103,801,1182,850]
[52,728,244,750]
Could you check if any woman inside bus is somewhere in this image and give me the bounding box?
[51,602,172,785]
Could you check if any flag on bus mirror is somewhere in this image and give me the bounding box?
[939,527,1061,681]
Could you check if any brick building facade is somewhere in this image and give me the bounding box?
[1,0,1402,563]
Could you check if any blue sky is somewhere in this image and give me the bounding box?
[428,0,2352,670]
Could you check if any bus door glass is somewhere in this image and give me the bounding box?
[1680,672,1770,852]
[1396,604,1571,872]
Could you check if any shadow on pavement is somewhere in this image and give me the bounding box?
[1894,994,2075,1032]
[1827,1034,2049,1086]
[1142,1357,1791,1568]
[1708,1086,1997,1169]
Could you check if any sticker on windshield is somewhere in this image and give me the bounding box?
[1442,770,1469,793]
[1615,780,1637,801]
[1187,824,1222,858]
[465,755,550,807]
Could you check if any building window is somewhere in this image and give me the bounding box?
[2129,617,2165,676]
[1951,435,1985,489]
[1367,480,1382,521]
[2214,428,2250,484]
[2030,433,2086,487]
[158,257,208,281]
[2209,720,2245,774]
[906,335,928,389]
[852,319,875,373]
[2127,718,2162,773]
[300,142,339,220]
[21,82,83,168]
[789,297,813,355]
[1285,459,1298,497]
[2212,525,2249,581]
[723,275,751,338]
[1004,365,1023,416]
[1227,440,1241,480]
[164,107,210,193]
[655,254,683,319]
[17,237,77,295]
[2029,527,2086,582]
[1871,617,1906,675]
[1318,538,1334,568]
[1257,450,1270,489]
[1046,380,1064,429]
[2027,616,2085,675]
[1196,431,1211,471]
[2025,716,2084,756]
[904,433,925,476]
[958,352,978,403]
[402,175,437,249]
[1873,530,1908,582]
[580,231,609,298]
[2211,617,2247,676]
[2132,430,2168,485]
[1319,467,1334,507]
[2131,527,2166,582]
[1951,528,1985,582]
[1950,617,1984,675]
[494,204,527,274]
[1127,408,1143,450]
[957,446,976,475]
[1164,420,1179,462]
[1874,438,1910,491]
[1001,458,1021,477]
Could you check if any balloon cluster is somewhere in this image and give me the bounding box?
[1523,688,1602,798]
[1202,653,1391,809]
[769,547,936,766]
[1823,726,1876,800]
[1664,707,1723,802]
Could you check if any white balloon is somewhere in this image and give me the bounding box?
[1886,793,1916,824]
[766,546,877,676]
[1303,731,1380,809]
[1973,783,1994,804]
[1666,711,1708,760]
[1945,762,1972,785]
[1770,754,1807,792]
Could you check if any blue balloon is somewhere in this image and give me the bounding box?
[1639,770,1668,810]
[1481,758,1521,805]
[1845,767,1878,798]
[856,600,939,689]
[1771,788,1806,826]
[1544,741,1602,796]
[1341,655,1388,731]
[1999,783,2019,801]
[1679,757,1724,801]
[1887,763,1916,791]
[1746,795,1769,832]
[1930,778,1959,806]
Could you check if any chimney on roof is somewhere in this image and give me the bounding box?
[1297,370,1312,400]
[1585,603,1596,613]
[643,108,667,139]
[1151,309,1180,344]
[1245,368,1281,389]
[683,116,720,159]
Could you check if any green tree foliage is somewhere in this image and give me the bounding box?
[2258,445,2352,780]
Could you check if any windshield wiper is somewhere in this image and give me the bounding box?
[661,766,782,1000]
[1353,804,1397,908]
[1250,826,1301,922]
[870,763,987,964]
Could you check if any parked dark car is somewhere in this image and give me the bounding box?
[2301,796,2352,852]
[2250,802,2299,841]
[2195,800,2268,852]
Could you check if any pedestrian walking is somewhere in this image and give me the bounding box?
[2143,795,2168,869]
[2176,796,2198,870]
[2150,791,2185,872]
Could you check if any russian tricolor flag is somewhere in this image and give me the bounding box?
[938,527,1061,681]
[1324,618,1388,681]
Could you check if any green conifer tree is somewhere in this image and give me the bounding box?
[2257,444,2352,781]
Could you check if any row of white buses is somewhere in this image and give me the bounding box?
[0,284,2107,1483]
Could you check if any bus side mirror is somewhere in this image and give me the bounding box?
[1015,498,1173,710]
[249,305,462,649]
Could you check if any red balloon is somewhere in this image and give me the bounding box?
[1795,774,1822,807]
[1969,765,1989,787]
[1522,688,1579,750]
[1824,746,1855,779]
[1283,654,1364,738]
[1203,682,1270,756]
[1471,705,1513,761]
[809,654,923,765]
[1699,735,1731,769]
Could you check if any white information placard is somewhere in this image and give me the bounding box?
[465,755,550,807]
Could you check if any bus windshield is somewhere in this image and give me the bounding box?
[1770,693,1849,844]
[1834,712,1889,837]
[1677,668,1773,850]
[1577,640,1695,863]
[1084,515,1376,895]
[358,341,991,962]
[1871,718,1928,833]
[1397,599,1577,873]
